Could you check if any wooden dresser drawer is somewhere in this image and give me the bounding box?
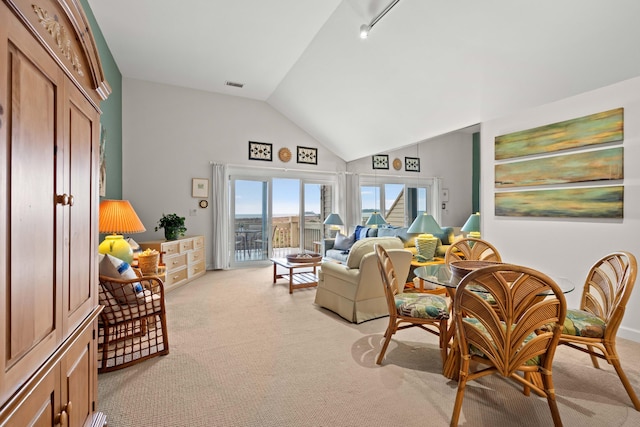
[189,261,206,278]
[180,239,194,252]
[188,248,204,264]
[165,267,188,287]
[162,241,180,256]
[165,253,187,270]
[193,236,204,250]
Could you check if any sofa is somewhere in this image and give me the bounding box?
[324,225,458,264]
[314,236,413,323]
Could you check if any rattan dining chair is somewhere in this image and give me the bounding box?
[557,251,640,410]
[450,263,567,427]
[374,244,449,366]
[444,237,502,265]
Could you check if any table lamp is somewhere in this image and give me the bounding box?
[461,212,481,239]
[323,213,344,238]
[366,211,387,228]
[407,212,441,261]
[98,200,146,263]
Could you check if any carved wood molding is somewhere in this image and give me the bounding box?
[32,4,84,76]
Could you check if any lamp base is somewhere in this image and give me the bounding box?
[415,234,438,261]
[466,231,481,239]
[98,235,133,264]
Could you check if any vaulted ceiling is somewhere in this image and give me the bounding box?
[88,0,640,161]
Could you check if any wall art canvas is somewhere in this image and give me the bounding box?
[495,186,623,218]
[495,147,623,188]
[495,107,623,160]
[248,141,273,161]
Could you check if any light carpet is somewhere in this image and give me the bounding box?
[98,267,640,426]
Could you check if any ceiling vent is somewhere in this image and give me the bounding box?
[225,81,244,88]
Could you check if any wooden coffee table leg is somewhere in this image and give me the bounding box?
[289,266,294,294]
[273,261,277,284]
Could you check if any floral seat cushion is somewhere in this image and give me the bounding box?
[395,293,449,320]
[561,309,606,338]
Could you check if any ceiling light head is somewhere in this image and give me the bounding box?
[359,24,370,39]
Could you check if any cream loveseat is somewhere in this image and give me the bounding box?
[314,237,412,323]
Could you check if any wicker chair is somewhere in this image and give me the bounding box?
[557,251,640,410]
[374,244,449,366]
[98,273,170,373]
[444,237,502,264]
[450,264,566,427]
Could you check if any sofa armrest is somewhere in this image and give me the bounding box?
[319,261,360,285]
[323,238,336,254]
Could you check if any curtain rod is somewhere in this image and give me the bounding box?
[210,161,343,176]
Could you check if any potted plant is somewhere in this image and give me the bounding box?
[155,213,187,240]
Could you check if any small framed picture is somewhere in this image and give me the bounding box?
[405,157,420,172]
[192,178,209,198]
[297,146,318,164]
[372,154,389,170]
[248,141,273,161]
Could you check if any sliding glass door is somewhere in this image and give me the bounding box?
[231,178,269,267]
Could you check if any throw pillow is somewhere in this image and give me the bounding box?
[99,254,144,304]
[333,232,355,251]
[354,225,370,241]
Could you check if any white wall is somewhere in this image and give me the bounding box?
[121,78,346,260]
[482,76,640,342]
[346,131,474,228]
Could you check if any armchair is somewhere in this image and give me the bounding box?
[314,237,412,323]
[98,272,170,373]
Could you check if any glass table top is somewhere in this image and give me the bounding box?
[413,263,575,294]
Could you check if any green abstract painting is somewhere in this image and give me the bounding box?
[495,108,623,160]
[495,186,623,218]
[495,147,623,188]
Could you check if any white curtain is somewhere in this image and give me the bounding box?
[212,163,229,269]
[345,173,361,234]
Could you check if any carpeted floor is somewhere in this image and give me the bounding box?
[98,268,640,426]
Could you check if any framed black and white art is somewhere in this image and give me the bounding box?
[248,141,273,161]
[372,154,389,170]
[405,157,420,172]
[297,146,318,164]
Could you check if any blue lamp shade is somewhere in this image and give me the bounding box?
[366,212,387,227]
[323,213,344,226]
[407,212,441,235]
[461,212,481,238]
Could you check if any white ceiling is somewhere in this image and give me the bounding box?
[88,0,640,162]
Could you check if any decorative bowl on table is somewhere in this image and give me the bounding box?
[286,253,322,264]
[449,260,503,282]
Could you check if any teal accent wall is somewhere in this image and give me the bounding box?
[80,0,123,200]
[472,132,480,213]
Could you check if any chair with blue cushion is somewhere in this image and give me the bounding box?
[374,244,449,366]
[450,263,566,427]
[557,251,639,410]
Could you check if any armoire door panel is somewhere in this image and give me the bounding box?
[62,323,95,427]
[64,80,98,332]
[8,44,58,363]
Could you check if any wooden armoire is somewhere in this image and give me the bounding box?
[0,0,110,425]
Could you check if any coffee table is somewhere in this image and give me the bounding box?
[271,257,321,294]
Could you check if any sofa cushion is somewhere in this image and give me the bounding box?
[99,254,144,304]
[433,226,455,245]
[354,225,378,241]
[333,232,356,251]
[346,237,403,269]
[377,226,419,248]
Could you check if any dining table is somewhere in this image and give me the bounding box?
[413,263,575,380]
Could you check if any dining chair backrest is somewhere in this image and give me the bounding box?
[444,237,502,265]
[451,263,567,426]
[580,251,637,333]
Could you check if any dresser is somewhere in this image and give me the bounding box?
[0,1,110,425]
[139,236,206,292]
